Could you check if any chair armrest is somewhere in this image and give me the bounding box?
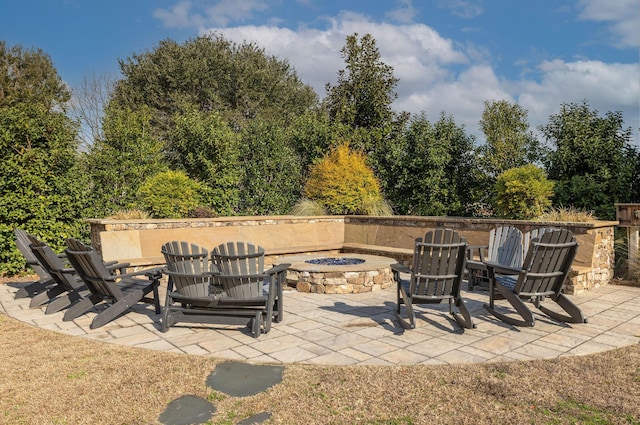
[266,263,290,275]
[109,267,163,281]
[466,245,488,261]
[391,263,411,274]
[484,261,522,275]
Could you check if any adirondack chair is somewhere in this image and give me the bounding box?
[63,239,162,329]
[161,241,289,337]
[160,241,220,332]
[391,229,475,330]
[483,229,587,327]
[27,235,88,313]
[466,225,524,291]
[13,228,55,299]
[212,241,289,335]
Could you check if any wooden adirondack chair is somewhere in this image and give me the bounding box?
[27,235,88,314]
[391,229,475,330]
[484,229,587,327]
[13,228,55,299]
[63,239,162,329]
[211,241,289,336]
[466,225,524,291]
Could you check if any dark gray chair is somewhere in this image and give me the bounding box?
[13,228,55,299]
[63,239,161,329]
[392,228,475,330]
[484,229,587,327]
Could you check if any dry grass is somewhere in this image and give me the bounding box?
[1,283,639,424]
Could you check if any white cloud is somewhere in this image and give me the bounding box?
[190,10,637,144]
[154,0,269,29]
[577,0,640,48]
[516,59,640,139]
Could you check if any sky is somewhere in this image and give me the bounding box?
[1,0,639,145]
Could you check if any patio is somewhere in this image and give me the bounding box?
[1,276,638,366]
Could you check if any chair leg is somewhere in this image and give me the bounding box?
[90,289,144,329]
[63,295,101,321]
[15,279,53,299]
[44,290,85,315]
[29,286,65,308]
[394,286,416,329]
[251,311,262,338]
[451,297,476,329]
[536,294,587,324]
[483,283,535,327]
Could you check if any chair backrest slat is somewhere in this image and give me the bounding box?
[411,229,467,298]
[516,229,577,296]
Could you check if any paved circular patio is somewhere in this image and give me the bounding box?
[1,277,639,366]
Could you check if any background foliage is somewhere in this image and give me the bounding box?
[1,34,639,275]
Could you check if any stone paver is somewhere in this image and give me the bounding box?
[1,278,639,366]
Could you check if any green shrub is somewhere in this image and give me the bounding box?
[303,144,389,215]
[137,170,203,218]
[494,165,553,220]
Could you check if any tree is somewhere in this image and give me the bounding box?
[389,113,479,216]
[110,35,317,138]
[542,101,639,220]
[69,70,117,149]
[169,108,241,216]
[324,33,401,132]
[478,100,542,177]
[323,33,409,196]
[237,117,304,215]
[0,43,87,274]
[83,104,168,218]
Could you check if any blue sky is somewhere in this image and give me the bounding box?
[1,0,638,144]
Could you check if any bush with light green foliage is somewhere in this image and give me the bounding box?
[494,165,554,220]
[137,170,203,218]
[303,144,391,215]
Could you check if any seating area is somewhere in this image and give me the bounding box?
[2,225,638,364]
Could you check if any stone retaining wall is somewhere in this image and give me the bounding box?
[88,215,618,295]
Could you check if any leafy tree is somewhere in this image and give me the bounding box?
[111,35,317,138]
[138,170,203,218]
[304,144,387,215]
[83,104,167,218]
[169,108,241,216]
[324,33,401,132]
[0,42,87,274]
[494,165,554,219]
[323,33,409,196]
[542,101,639,220]
[238,117,304,215]
[478,100,543,177]
[389,113,479,216]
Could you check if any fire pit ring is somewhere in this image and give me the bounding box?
[273,253,395,294]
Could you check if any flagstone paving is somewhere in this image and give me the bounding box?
[1,278,639,366]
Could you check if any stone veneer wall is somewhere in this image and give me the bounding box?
[88,215,618,295]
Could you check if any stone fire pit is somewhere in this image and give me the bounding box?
[273,253,395,294]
